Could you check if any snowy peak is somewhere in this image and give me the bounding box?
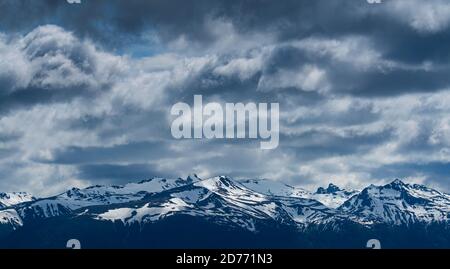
[58,176,195,206]
[238,178,309,198]
[96,176,279,231]
[339,179,450,225]
[8,176,198,221]
[2,176,450,233]
[239,179,358,209]
[196,176,245,193]
[0,209,22,228]
[0,192,36,228]
[186,173,201,182]
[0,192,35,208]
[316,183,342,194]
[311,183,359,209]
[95,175,341,230]
[385,178,409,190]
[315,183,358,197]
[195,176,267,203]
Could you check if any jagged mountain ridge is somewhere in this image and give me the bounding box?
[0,175,450,246]
[0,192,35,208]
[340,179,450,225]
[1,176,449,235]
[239,179,358,208]
[23,175,341,230]
[0,175,199,229]
[0,192,35,228]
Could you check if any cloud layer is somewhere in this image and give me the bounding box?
[1,0,450,195]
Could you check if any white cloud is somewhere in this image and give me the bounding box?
[388,0,450,33]
[213,56,263,80]
[0,25,125,95]
[294,36,384,70]
[0,26,224,195]
[257,64,328,92]
[0,35,33,93]
[2,22,450,195]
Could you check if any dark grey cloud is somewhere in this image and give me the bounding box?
[2,1,450,97]
[379,27,450,65]
[2,0,450,195]
[287,106,380,127]
[333,67,450,96]
[259,41,450,96]
[77,163,174,185]
[0,0,218,48]
[0,0,442,51]
[0,24,122,115]
[280,128,394,161]
[0,86,94,115]
[372,162,450,191]
[0,148,15,160]
[40,141,174,165]
[0,132,21,143]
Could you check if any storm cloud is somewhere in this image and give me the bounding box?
[1,0,450,195]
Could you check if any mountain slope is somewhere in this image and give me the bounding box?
[14,175,199,220]
[312,183,359,209]
[0,192,35,208]
[0,192,35,230]
[94,176,340,231]
[239,179,358,209]
[339,179,450,225]
[0,209,22,227]
[0,175,200,231]
[238,179,310,198]
[2,176,450,248]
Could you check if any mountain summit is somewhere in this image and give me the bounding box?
[339,179,450,225]
[316,183,342,194]
[1,176,450,248]
[0,192,35,208]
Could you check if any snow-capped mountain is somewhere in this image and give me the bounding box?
[312,183,359,209]
[96,176,338,231]
[0,192,35,208]
[239,179,358,208]
[15,175,199,220]
[339,179,450,225]
[2,176,450,248]
[238,179,310,198]
[3,176,450,231]
[0,209,23,228]
[0,192,35,229]
[0,175,200,228]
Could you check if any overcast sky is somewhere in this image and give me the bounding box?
[2,0,450,196]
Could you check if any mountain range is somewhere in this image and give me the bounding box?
[1,175,450,248]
